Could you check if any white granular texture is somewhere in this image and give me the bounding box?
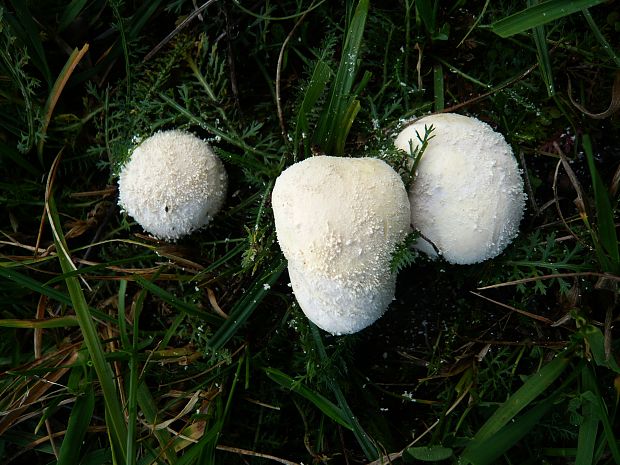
[118,130,227,240]
[272,156,410,334]
[394,113,526,264]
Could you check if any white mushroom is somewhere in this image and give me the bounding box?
[272,156,410,334]
[118,130,227,240]
[395,113,525,264]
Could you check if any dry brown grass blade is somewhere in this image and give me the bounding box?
[143,0,219,61]
[477,271,620,290]
[414,43,423,91]
[159,343,247,387]
[207,287,228,318]
[149,347,202,365]
[552,153,592,251]
[605,304,614,363]
[216,445,300,465]
[0,350,79,435]
[442,60,538,114]
[8,426,107,462]
[555,143,589,217]
[568,70,620,119]
[470,291,554,324]
[34,146,64,259]
[43,150,93,293]
[519,151,541,215]
[150,391,202,432]
[470,338,566,348]
[610,163,620,198]
[45,418,60,460]
[34,295,48,359]
[155,246,205,271]
[69,187,117,198]
[0,231,48,255]
[172,420,207,451]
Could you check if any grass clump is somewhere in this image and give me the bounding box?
[1,1,619,464]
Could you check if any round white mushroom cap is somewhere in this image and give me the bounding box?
[118,130,227,240]
[394,113,525,264]
[272,156,410,334]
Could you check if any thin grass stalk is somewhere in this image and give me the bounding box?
[583,366,620,463]
[576,368,599,465]
[309,324,379,460]
[404,0,412,108]
[57,384,95,465]
[45,153,127,459]
[433,63,444,111]
[313,0,369,155]
[110,1,130,101]
[582,9,620,67]
[490,0,607,38]
[470,353,570,443]
[583,134,619,272]
[529,0,555,96]
[265,368,354,429]
[118,280,138,465]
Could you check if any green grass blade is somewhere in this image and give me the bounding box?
[582,9,620,67]
[121,279,141,465]
[529,0,555,96]
[462,360,583,464]
[0,317,79,328]
[576,369,599,465]
[121,281,177,464]
[117,280,130,348]
[334,98,361,155]
[47,194,128,460]
[433,63,444,111]
[0,265,116,324]
[176,423,221,465]
[207,258,285,352]
[581,324,620,373]
[137,383,178,464]
[265,367,353,430]
[407,445,453,461]
[5,0,51,86]
[179,362,243,464]
[72,0,164,84]
[310,324,379,460]
[462,395,558,465]
[133,275,221,325]
[415,0,435,34]
[0,140,39,175]
[490,0,606,38]
[0,265,74,306]
[583,134,619,271]
[583,366,620,464]
[110,1,131,101]
[313,0,369,155]
[294,60,332,159]
[58,0,89,32]
[57,384,95,465]
[471,354,569,443]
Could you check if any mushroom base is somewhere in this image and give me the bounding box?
[288,262,395,335]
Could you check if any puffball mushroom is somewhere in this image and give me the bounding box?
[394,113,525,264]
[118,130,227,240]
[272,156,410,334]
